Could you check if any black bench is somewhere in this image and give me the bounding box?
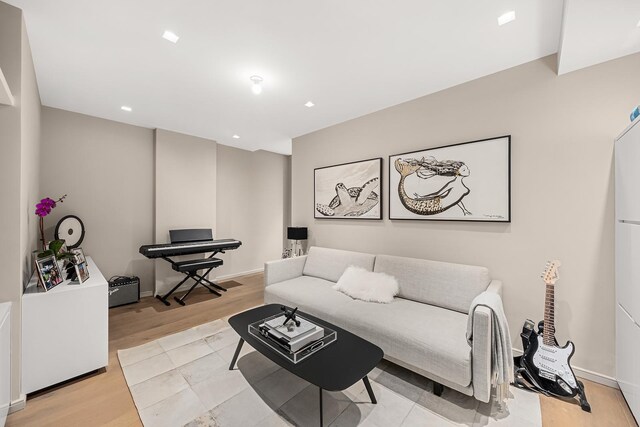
[172,258,223,273]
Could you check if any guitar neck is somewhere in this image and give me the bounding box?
[543,283,555,345]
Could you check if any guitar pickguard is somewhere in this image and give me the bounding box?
[531,335,577,389]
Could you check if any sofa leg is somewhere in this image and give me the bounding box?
[433,382,444,396]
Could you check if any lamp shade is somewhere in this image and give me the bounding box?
[287,227,308,240]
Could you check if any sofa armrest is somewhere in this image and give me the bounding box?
[486,279,502,298]
[472,305,493,403]
[264,256,307,287]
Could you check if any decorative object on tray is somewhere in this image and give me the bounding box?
[54,214,85,249]
[35,254,63,291]
[34,194,66,250]
[389,136,510,222]
[282,248,293,259]
[333,266,399,303]
[249,305,336,364]
[314,158,382,219]
[287,227,307,256]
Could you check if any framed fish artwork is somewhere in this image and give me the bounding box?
[314,158,383,219]
[389,136,511,222]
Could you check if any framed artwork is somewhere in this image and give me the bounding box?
[36,254,64,291]
[75,261,90,283]
[70,247,86,265]
[389,136,511,222]
[314,158,383,219]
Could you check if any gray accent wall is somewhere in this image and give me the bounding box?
[216,145,291,278]
[40,108,291,297]
[41,107,155,293]
[291,54,640,378]
[154,129,217,296]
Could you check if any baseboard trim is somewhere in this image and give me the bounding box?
[143,268,265,299]
[9,394,26,413]
[512,348,619,389]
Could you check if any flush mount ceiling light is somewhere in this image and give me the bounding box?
[250,75,263,95]
[121,105,132,112]
[232,134,240,139]
[162,30,179,43]
[498,11,516,26]
[304,101,315,108]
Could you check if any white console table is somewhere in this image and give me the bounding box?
[22,257,108,394]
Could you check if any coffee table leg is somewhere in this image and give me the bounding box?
[319,387,323,426]
[363,376,377,404]
[228,338,244,370]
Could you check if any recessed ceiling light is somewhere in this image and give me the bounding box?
[497,11,516,26]
[121,105,132,112]
[162,30,179,43]
[250,75,263,95]
[232,134,240,139]
[305,101,315,108]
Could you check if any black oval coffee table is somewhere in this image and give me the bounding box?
[228,304,384,426]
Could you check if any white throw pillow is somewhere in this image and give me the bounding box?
[333,266,399,303]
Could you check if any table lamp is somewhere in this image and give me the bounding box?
[287,227,308,257]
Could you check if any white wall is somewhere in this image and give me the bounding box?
[215,145,291,278]
[41,108,155,293]
[0,1,41,403]
[154,129,217,296]
[291,54,640,378]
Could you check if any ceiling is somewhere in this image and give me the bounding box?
[558,0,640,75]
[5,1,639,154]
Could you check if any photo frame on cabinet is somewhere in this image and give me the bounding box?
[314,158,383,219]
[389,136,511,222]
[36,254,63,291]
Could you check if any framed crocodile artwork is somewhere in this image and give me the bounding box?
[389,136,511,222]
[314,158,383,220]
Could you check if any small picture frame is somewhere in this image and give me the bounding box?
[70,247,86,265]
[74,261,90,283]
[36,254,63,291]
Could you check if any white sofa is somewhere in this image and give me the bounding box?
[264,246,503,403]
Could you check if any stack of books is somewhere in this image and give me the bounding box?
[259,315,324,353]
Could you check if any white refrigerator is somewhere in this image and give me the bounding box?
[615,117,640,422]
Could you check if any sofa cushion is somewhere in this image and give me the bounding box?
[374,255,490,313]
[333,266,398,303]
[302,247,375,283]
[264,276,354,325]
[340,298,472,387]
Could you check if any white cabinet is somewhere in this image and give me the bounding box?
[22,257,108,394]
[616,121,640,221]
[615,119,640,422]
[617,305,640,418]
[0,303,10,427]
[615,222,640,322]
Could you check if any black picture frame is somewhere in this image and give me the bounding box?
[314,158,383,220]
[388,136,511,222]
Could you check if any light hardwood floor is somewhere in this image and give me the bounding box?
[6,272,637,427]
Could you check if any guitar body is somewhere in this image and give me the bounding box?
[522,328,579,397]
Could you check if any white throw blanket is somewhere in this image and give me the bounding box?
[466,291,514,403]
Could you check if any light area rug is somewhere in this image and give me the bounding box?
[118,316,542,427]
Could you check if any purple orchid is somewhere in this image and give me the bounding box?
[35,195,67,249]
